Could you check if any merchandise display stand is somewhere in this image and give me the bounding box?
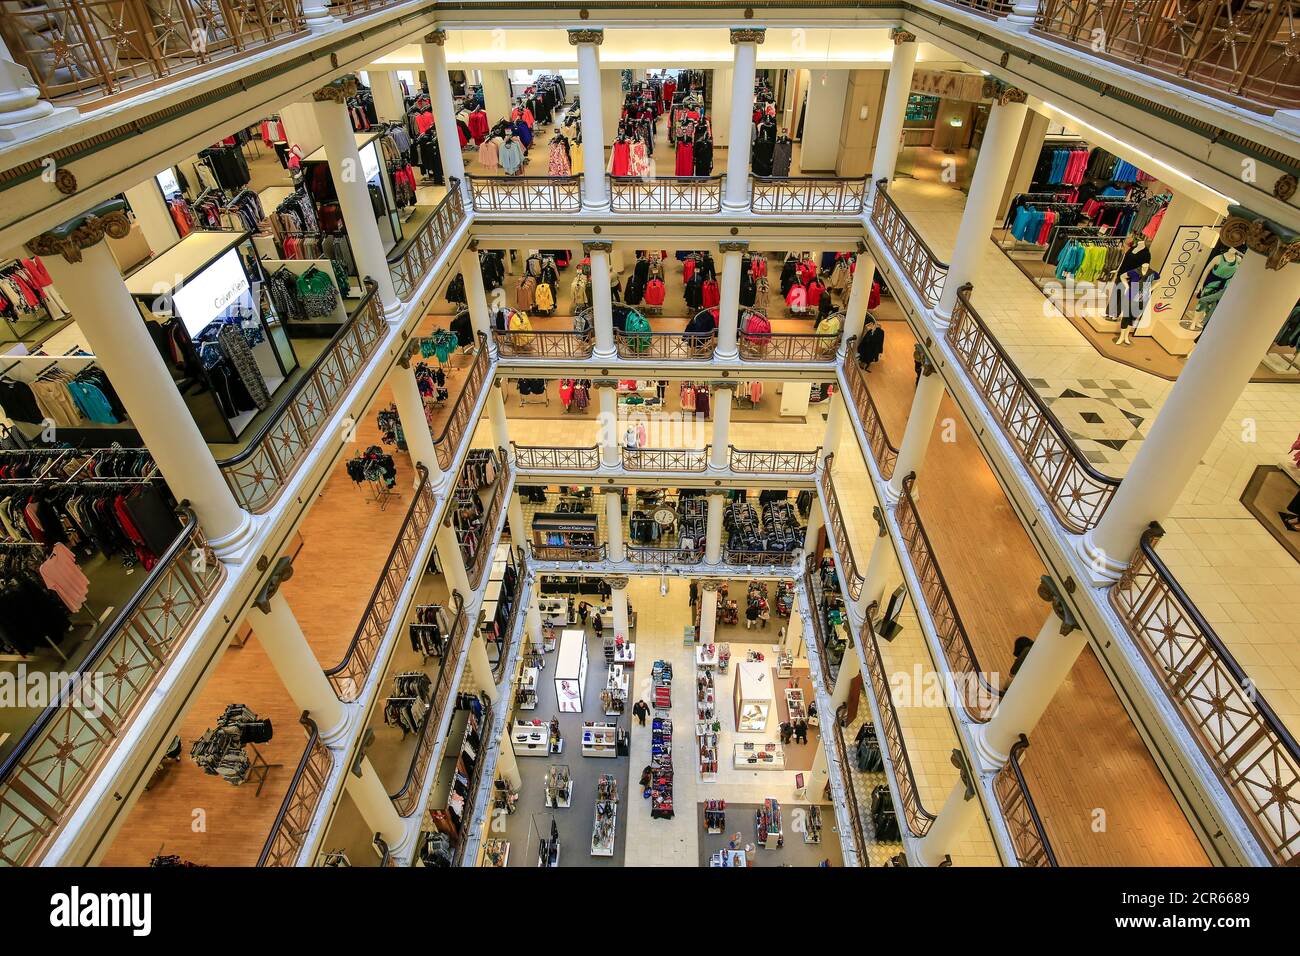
[704,800,726,834]
[650,715,674,819]
[652,659,673,710]
[591,774,618,857]
[734,742,785,770]
[554,628,588,713]
[581,721,619,758]
[696,655,718,780]
[532,814,560,867]
[803,805,823,845]
[544,764,572,808]
[776,647,794,679]
[784,686,807,722]
[516,666,540,710]
[756,798,783,849]
[710,848,747,867]
[612,636,635,663]
[734,660,771,733]
[479,839,510,867]
[512,718,550,757]
[696,643,719,669]
[602,664,628,716]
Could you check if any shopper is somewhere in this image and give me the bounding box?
[758,600,770,629]
[794,718,808,745]
[689,580,698,609]
[779,720,793,745]
[632,699,650,726]
[640,765,653,796]
[578,601,591,625]
[592,613,604,639]
[745,603,760,630]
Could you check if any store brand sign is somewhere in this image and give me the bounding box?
[910,69,985,102]
[1139,225,1218,333]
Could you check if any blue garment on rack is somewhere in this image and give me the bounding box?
[512,120,533,148]
[66,382,118,424]
[1055,241,1085,280]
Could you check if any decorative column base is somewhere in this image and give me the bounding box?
[969,722,1011,774]
[319,701,364,749]
[207,509,260,564]
[0,102,76,144]
[1074,530,1127,585]
[713,347,739,362]
[1006,2,1037,26]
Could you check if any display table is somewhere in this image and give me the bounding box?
[734,742,785,770]
[591,774,618,857]
[696,643,719,669]
[544,764,572,808]
[733,660,771,733]
[603,664,628,716]
[555,629,588,713]
[784,687,807,722]
[517,666,539,710]
[776,647,794,679]
[511,719,551,757]
[581,722,618,758]
[613,640,635,664]
[710,849,748,867]
[479,839,510,867]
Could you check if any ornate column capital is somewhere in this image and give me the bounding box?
[567,28,605,46]
[1036,575,1079,636]
[890,27,917,45]
[253,556,295,614]
[423,28,447,45]
[913,343,936,376]
[951,748,975,800]
[592,377,619,389]
[712,380,740,392]
[718,240,749,254]
[702,580,721,592]
[313,75,359,103]
[582,239,613,254]
[1221,207,1300,270]
[981,77,1028,106]
[608,575,630,590]
[730,27,766,45]
[28,205,131,263]
[855,239,870,256]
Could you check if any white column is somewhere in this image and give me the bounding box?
[841,244,878,352]
[346,756,412,855]
[300,0,336,30]
[459,247,491,347]
[803,497,825,562]
[481,69,512,123]
[785,604,806,657]
[598,382,619,467]
[389,362,443,488]
[1007,0,1039,26]
[711,68,733,147]
[526,599,544,646]
[723,27,765,210]
[368,70,405,123]
[252,558,348,743]
[871,30,919,186]
[831,643,861,709]
[123,181,179,254]
[468,638,501,702]
[917,762,981,866]
[487,382,511,455]
[37,237,254,560]
[716,241,745,360]
[569,29,608,207]
[820,391,845,466]
[508,489,528,553]
[312,83,399,315]
[710,383,734,470]
[935,87,1029,320]
[496,739,522,789]
[706,492,726,563]
[600,70,623,159]
[605,489,625,562]
[437,522,472,599]
[609,576,630,640]
[420,30,466,182]
[1082,232,1300,579]
[885,355,944,500]
[586,241,615,358]
[699,582,720,642]
[0,34,75,143]
[853,529,897,622]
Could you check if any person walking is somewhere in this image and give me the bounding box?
[793,717,808,745]
[578,601,591,625]
[758,599,770,630]
[592,613,604,640]
[632,699,650,726]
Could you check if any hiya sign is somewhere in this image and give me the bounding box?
[1139,224,1219,333]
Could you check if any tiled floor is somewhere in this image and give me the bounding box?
[889,177,1300,741]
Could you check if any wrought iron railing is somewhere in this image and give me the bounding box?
[750,175,868,215]
[324,464,434,701]
[937,0,1012,17]
[739,329,841,362]
[860,602,938,838]
[511,443,600,471]
[818,459,865,601]
[492,548,527,685]
[258,713,333,867]
[452,696,494,865]
[991,735,1058,867]
[803,556,841,693]
[841,342,900,478]
[389,182,467,301]
[830,708,869,865]
[1112,524,1300,866]
[494,329,594,360]
[389,592,468,817]
[217,281,386,513]
[327,0,401,16]
[621,446,709,472]
[432,335,491,471]
[0,0,306,104]
[723,548,801,568]
[947,285,1120,533]
[0,510,222,867]
[1034,0,1300,111]
[870,181,949,308]
[466,174,582,212]
[461,450,510,591]
[608,174,723,212]
[895,474,1002,720]
[728,446,820,475]
[627,545,705,566]
[615,330,717,360]
[532,543,608,563]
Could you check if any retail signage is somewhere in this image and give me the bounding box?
[171,248,252,336]
[155,168,181,198]
[910,69,985,103]
[1138,225,1219,334]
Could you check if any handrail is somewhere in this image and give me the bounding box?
[869,180,949,308]
[495,328,595,359]
[728,445,820,475]
[373,833,393,867]
[841,341,900,478]
[511,443,600,471]
[532,543,608,563]
[991,735,1058,867]
[860,602,938,837]
[803,556,841,694]
[431,334,491,471]
[388,182,468,301]
[608,174,724,213]
[946,284,1121,533]
[452,696,495,865]
[217,280,386,513]
[0,508,222,867]
[460,450,510,590]
[818,460,865,601]
[466,174,583,212]
[830,703,869,865]
[492,548,528,684]
[627,545,705,566]
[389,591,468,816]
[739,329,841,362]
[621,446,709,472]
[324,464,434,701]
[615,329,717,361]
[723,548,801,568]
[895,473,1003,720]
[258,713,333,867]
[750,174,868,215]
[1111,524,1300,865]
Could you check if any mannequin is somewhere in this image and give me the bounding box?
[1113,237,1153,346]
[1192,245,1243,331]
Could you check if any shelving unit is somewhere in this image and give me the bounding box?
[512,719,551,757]
[756,798,783,850]
[652,659,673,710]
[602,664,628,716]
[581,721,619,758]
[591,774,619,857]
[734,741,786,770]
[803,805,823,845]
[479,839,510,867]
[544,764,572,808]
[734,660,771,733]
[784,686,808,722]
[555,629,588,713]
[703,799,726,834]
[516,666,540,711]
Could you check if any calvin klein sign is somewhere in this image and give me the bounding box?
[1138,224,1218,335]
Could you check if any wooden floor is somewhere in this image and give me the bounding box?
[859,294,1209,866]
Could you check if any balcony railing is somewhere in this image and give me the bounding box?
[627,545,705,566]
[390,592,468,817]
[803,556,840,693]
[432,335,491,472]
[327,0,400,16]
[818,460,865,601]
[1034,0,1300,112]
[739,328,841,363]
[608,174,723,213]
[494,329,594,360]
[621,446,709,472]
[939,0,1012,16]
[466,174,582,213]
[750,175,868,215]
[511,443,599,471]
[947,285,1120,534]
[729,445,820,475]
[492,548,527,684]
[870,181,949,308]
[841,343,900,478]
[723,548,802,568]
[324,464,434,701]
[461,451,509,591]
[533,543,607,563]
[0,509,222,867]
[896,474,1002,721]
[1112,524,1300,866]
[991,735,1058,868]
[218,281,386,513]
[0,0,306,105]
[389,183,467,302]
[615,329,717,361]
[830,708,869,865]
[258,713,333,867]
[861,602,938,838]
[452,696,494,865]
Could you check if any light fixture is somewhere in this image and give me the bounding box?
[950,117,964,127]
[859,105,869,121]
